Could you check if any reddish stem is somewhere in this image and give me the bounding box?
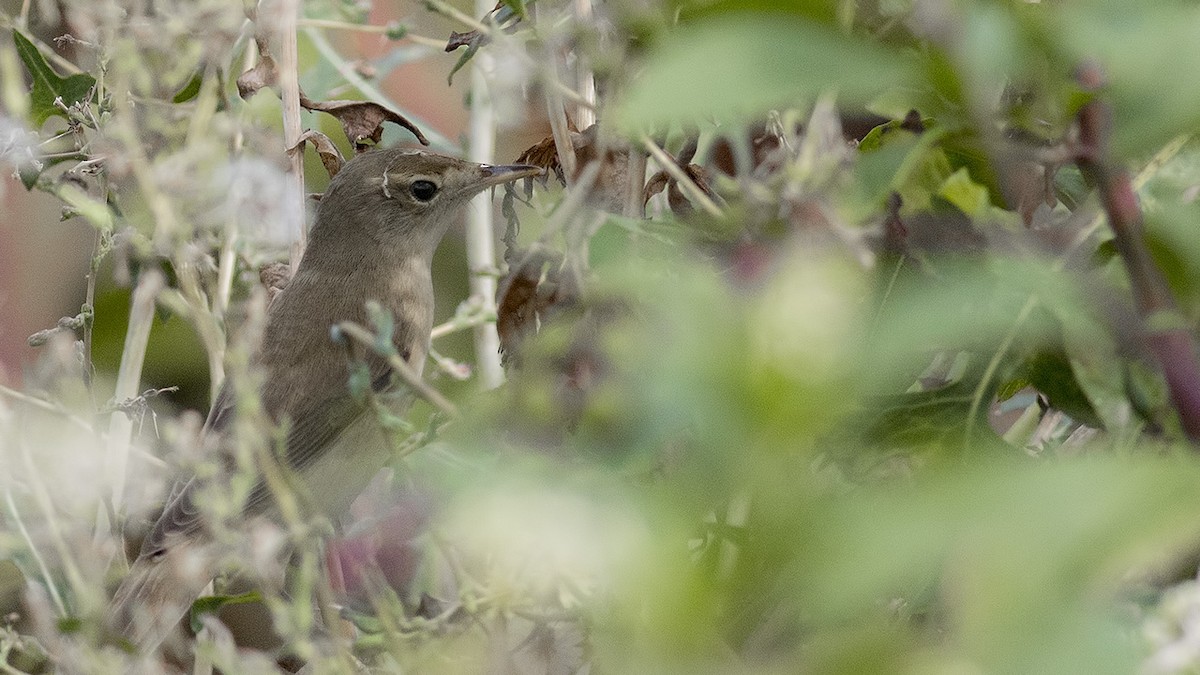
[1074,61,1200,442]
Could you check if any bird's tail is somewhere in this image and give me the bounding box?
[107,542,216,652]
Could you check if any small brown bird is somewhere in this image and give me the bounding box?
[108,148,541,650]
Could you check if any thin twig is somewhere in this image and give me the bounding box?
[17,437,88,611]
[623,147,647,218]
[430,311,493,340]
[573,0,597,129]
[0,385,93,432]
[336,321,460,417]
[3,490,67,615]
[297,18,446,48]
[422,0,492,34]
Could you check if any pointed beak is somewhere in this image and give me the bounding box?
[478,163,543,188]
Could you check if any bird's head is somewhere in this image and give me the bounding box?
[312,147,542,262]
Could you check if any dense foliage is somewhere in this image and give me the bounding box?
[4,0,1200,672]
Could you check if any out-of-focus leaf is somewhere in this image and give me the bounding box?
[189,591,261,634]
[1047,4,1200,159]
[12,29,96,126]
[938,167,990,218]
[1025,349,1102,428]
[172,68,204,103]
[800,457,1200,673]
[615,15,914,130]
[0,560,24,616]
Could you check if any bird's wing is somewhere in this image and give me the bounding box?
[141,353,400,555]
[241,388,373,515]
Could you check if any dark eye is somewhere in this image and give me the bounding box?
[410,180,438,201]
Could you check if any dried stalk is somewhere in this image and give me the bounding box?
[278,0,307,270]
[100,270,164,522]
[466,4,506,390]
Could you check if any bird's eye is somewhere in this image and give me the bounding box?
[410,180,438,201]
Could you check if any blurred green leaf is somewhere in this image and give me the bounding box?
[800,457,1200,672]
[616,14,914,130]
[938,167,990,218]
[171,69,204,103]
[1025,349,1102,428]
[189,591,261,634]
[0,559,24,616]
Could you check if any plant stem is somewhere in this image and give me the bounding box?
[466,9,505,390]
[3,490,67,615]
[1073,62,1200,442]
[573,0,597,129]
[422,0,492,34]
[278,0,307,270]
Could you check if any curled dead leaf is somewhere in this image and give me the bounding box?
[236,51,277,100]
[299,92,430,152]
[515,133,568,184]
[291,129,344,179]
[445,30,486,52]
[513,123,631,211]
[496,249,579,367]
[648,156,710,213]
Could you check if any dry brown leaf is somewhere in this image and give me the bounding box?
[496,250,578,367]
[299,92,430,152]
[445,30,485,52]
[643,155,716,217]
[236,51,277,100]
[515,132,572,185]
[643,171,669,204]
[513,123,632,211]
[291,129,344,178]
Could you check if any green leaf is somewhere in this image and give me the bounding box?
[1025,349,1102,428]
[802,457,1200,673]
[189,591,262,633]
[17,162,41,190]
[172,69,204,103]
[11,29,96,126]
[615,15,914,130]
[0,559,25,615]
[498,0,526,19]
[938,167,990,218]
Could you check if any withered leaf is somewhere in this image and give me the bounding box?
[496,249,578,367]
[291,129,344,178]
[298,92,430,151]
[236,52,277,100]
[643,161,716,217]
[515,133,568,185]
[643,170,670,203]
[445,30,486,52]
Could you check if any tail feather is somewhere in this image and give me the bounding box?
[107,542,216,652]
